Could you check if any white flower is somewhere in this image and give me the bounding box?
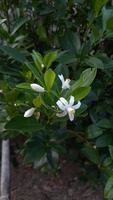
[56,96,81,121]
[58,74,71,90]
[31,83,45,93]
[24,107,36,118]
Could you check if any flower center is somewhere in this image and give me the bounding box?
[67,107,75,114]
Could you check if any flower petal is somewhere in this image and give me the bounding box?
[56,100,65,111]
[73,101,81,110]
[58,74,64,84]
[62,79,71,90]
[24,107,36,118]
[69,96,74,106]
[56,111,67,117]
[68,112,75,121]
[31,83,45,93]
[59,97,68,106]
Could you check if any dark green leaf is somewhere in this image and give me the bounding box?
[23,136,46,162]
[0,46,27,63]
[104,176,113,198]
[109,145,113,160]
[5,116,41,132]
[97,119,111,129]
[11,18,28,35]
[85,56,104,69]
[88,124,103,139]
[96,134,113,147]
[81,145,100,164]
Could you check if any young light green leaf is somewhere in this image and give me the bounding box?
[33,96,43,108]
[72,86,91,101]
[44,69,56,90]
[32,50,44,73]
[16,83,31,90]
[43,51,57,69]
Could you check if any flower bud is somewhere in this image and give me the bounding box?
[31,83,45,93]
[24,107,36,118]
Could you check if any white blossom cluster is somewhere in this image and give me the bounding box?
[24,75,81,121]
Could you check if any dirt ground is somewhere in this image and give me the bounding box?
[11,159,104,200]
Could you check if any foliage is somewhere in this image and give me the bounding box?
[0,0,113,198]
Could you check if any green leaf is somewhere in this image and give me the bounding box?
[81,145,100,164]
[5,89,19,103]
[33,96,43,108]
[104,176,113,198]
[102,157,112,167]
[0,46,26,63]
[109,145,113,160]
[91,24,103,44]
[57,51,77,64]
[44,69,56,90]
[16,83,31,90]
[60,31,81,53]
[88,124,103,139]
[72,87,91,101]
[96,134,113,147]
[25,62,43,84]
[102,7,113,31]
[23,136,46,162]
[107,16,113,30]
[32,50,44,73]
[94,0,108,16]
[43,51,58,69]
[97,118,111,129]
[67,68,97,96]
[85,56,104,69]
[74,68,96,88]
[11,18,28,36]
[5,116,41,132]
[36,23,47,41]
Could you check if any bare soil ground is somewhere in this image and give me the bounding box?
[11,159,104,200]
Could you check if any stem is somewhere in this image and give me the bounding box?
[0,139,10,200]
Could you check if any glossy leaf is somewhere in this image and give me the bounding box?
[72,86,91,101]
[44,69,56,90]
[43,51,57,69]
